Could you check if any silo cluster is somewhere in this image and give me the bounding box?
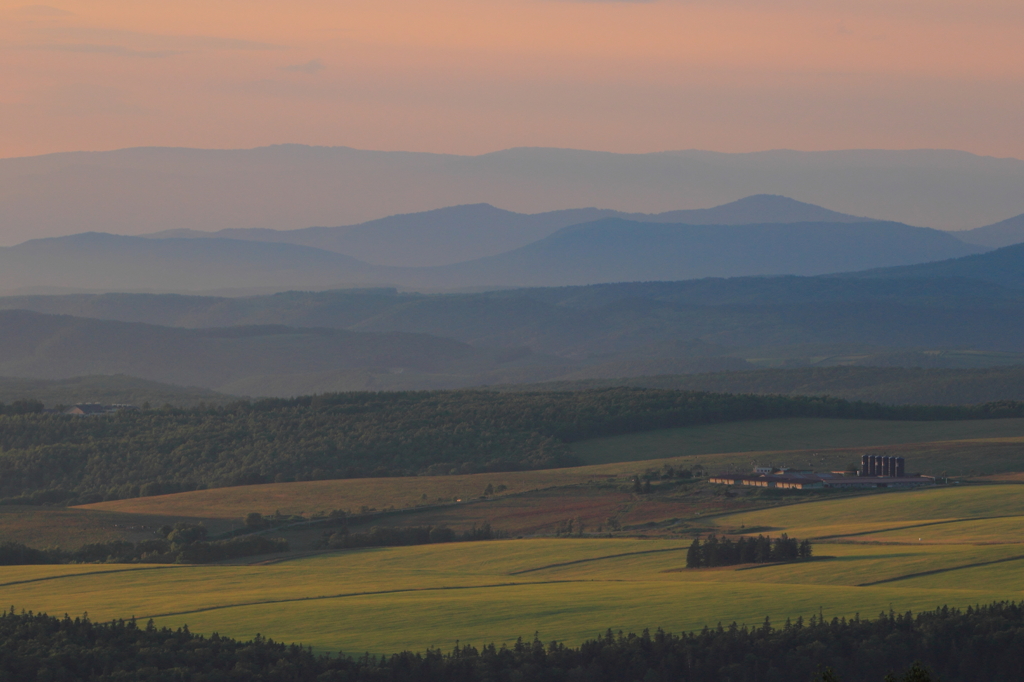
[860,455,905,478]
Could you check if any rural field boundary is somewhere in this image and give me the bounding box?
[133,579,608,621]
[856,554,1024,586]
[815,514,1024,541]
[0,566,181,589]
[507,546,688,575]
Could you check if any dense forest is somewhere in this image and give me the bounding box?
[0,400,44,416]
[2,389,1023,505]
[2,602,1022,681]
[685,534,812,568]
[502,365,1024,406]
[316,523,507,550]
[0,375,232,409]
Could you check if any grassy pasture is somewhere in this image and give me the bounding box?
[332,485,763,538]
[892,556,1024,591]
[844,516,1024,545]
[7,485,1024,653]
[973,472,1024,483]
[79,469,624,520]
[1,539,1022,655]
[707,485,1024,540]
[0,506,235,549]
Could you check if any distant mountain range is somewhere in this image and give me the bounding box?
[143,195,873,267]
[1,176,1023,396]
[0,195,987,294]
[403,218,979,288]
[2,146,1023,247]
[4,233,1024,395]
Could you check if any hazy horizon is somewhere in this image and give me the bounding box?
[3,1,1023,160]
[2,146,1023,246]
[3,142,1024,165]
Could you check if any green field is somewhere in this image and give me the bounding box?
[0,505,234,547]
[81,467,625,520]
[6,484,1024,655]
[0,539,1019,655]
[570,417,1024,465]
[707,484,1024,540]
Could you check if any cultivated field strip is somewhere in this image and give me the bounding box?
[2,531,1023,654]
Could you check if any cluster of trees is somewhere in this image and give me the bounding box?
[317,523,507,550]
[1,388,1022,504]
[3,602,1023,681]
[0,523,287,566]
[686,534,812,568]
[0,400,43,416]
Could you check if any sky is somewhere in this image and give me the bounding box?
[2,0,1023,159]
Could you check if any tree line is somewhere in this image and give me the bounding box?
[316,523,507,550]
[0,523,287,565]
[0,400,43,416]
[1,388,1022,504]
[686,533,812,568]
[2,602,1023,681]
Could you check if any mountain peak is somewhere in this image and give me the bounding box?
[649,194,872,226]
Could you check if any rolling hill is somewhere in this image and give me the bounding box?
[1,233,1022,395]
[954,212,1024,248]
[3,274,1018,330]
[0,309,563,394]
[849,241,1024,289]
[5,272,1024,382]
[405,219,981,288]
[0,233,379,294]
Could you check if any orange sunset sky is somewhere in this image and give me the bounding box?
[2,0,1023,159]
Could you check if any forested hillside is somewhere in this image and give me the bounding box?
[0,310,561,395]
[0,375,233,408]
[1,602,1020,681]
[7,278,1024,398]
[1,388,1021,505]
[5,276,1024,359]
[852,241,1024,289]
[501,366,1024,405]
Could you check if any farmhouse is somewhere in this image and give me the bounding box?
[65,403,138,416]
[710,456,934,490]
[708,473,824,490]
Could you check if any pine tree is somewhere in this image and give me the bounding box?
[686,539,702,568]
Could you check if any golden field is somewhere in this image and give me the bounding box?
[4,484,1022,654]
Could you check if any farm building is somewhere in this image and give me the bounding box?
[65,403,138,416]
[708,474,824,490]
[710,458,934,490]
